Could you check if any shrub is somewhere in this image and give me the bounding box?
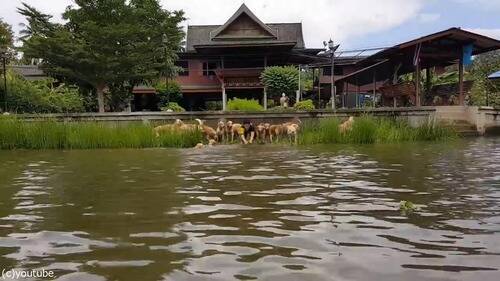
[1,71,85,113]
[260,66,299,99]
[294,99,315,111]
[160,102,185,112]
[227,98,264,111]
[206,101,222,111]
[155,81,183,108]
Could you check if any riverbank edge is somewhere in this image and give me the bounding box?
[11,106,500,136]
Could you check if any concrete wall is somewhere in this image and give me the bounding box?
[17,107,436,128]
[433,106,500,135]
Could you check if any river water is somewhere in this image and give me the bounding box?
[0,138,499,281]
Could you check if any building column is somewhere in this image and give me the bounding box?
[222,86,227,111]
[415,62,421,107]
[458,55,465,106]
[372,71,376,108]
[263,87,268,110]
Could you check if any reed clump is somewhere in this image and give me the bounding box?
[299,116,457,145]
[0,116,202,149]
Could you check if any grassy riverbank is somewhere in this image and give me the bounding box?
[299,116,457,145]
[0,117,202,149]
[0,116,456,150]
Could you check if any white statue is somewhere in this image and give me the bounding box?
[280,93,289,108]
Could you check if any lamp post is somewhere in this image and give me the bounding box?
[0,48,7,113]
[297,64,301,104]
[323,39,340,110]
[162,33,169,85]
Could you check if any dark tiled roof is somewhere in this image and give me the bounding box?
[8,65,48,81]
[186,23,305,52]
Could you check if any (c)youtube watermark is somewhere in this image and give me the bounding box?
[1,268,55,280]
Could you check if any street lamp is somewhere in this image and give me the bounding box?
[0,48,7,113]
[162,33,169,84]
[323,38,340,110]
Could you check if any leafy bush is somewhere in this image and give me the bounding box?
[294,99,315,111]
[206,101,222,111]
[160,102,185,112]
[155,81,183,108]
[227,98,264,111]
[1,71,85,113]
[260,66,299,99]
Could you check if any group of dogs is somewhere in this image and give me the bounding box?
[153,118,302,147]
[153,116,355,149]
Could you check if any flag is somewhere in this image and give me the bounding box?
[463,43,474,66]
[413,43,422,66]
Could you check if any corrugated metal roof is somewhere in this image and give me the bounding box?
[488,71,500,80]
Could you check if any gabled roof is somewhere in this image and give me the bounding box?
[211,4,277,40]
[365,27,500,62]
[186,23,305,52]
[185,4,306,52]
[338,28,500,86]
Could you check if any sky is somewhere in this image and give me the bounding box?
[1,0,499,51]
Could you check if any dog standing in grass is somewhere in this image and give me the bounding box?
[226,121,242,143]
[339,116,355,134]
[216,120,226,142]
[195,119,217,142]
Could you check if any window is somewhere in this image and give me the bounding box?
[323,66,343,76]
[203,62,218,76]
[175,61,189,76]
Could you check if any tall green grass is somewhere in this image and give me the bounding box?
[0,117,202,149]
[299,116,457,145]
[0,116,457,150]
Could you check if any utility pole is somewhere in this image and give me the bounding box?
[324,39,340,110]
[0,49,7,113]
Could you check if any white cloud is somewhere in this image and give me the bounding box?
[466,28,500,39]
[162,0,425,48]
[1,0,425,48]
[418,13,441,23]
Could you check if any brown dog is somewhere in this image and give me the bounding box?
[269,124,284,143]
[195,119,217,142]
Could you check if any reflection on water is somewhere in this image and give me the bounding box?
[0,138,499,281]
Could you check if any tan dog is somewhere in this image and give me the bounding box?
[256,123,266,142]
[339,116,355,134]
[284,123,300,144]
[269,124,285,143]
[226,121,242,143]
[153,119,185,137]
[194,139,217,149]
[195,119,217,142]
[216,120,226,142]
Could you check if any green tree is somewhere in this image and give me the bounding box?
[468,50,500,107]
[0,18,14,51]
[155,81,182,109]
[19,0,185,112]
[261,66,299,99]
